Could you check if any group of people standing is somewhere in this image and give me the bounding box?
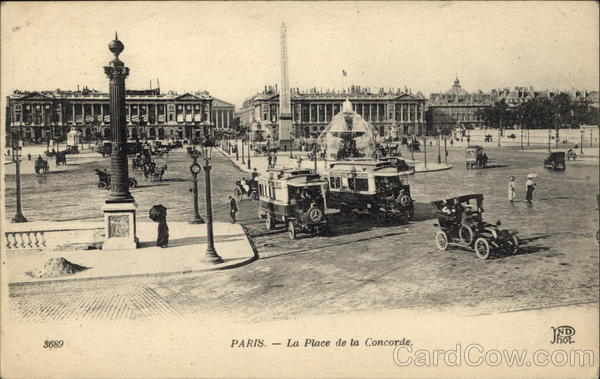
[508,175,537,204]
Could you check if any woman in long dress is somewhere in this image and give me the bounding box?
[508,176,516,202]
[525,176,536,204]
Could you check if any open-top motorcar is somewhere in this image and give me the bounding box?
[258,168,329,239]
[431,194,519,259]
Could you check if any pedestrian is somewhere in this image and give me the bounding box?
[228,195,238,223]
[27,153,32,161]
[525,175,536,204]
[508,176,516,202]
[267,154,272,169]
[272,153,277,167]
[450,139,454,146]
[149,204,169,248]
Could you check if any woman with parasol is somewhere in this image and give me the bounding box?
[525,174,537,205]
[149,204,169,248]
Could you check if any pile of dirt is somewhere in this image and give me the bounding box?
[27,257,89,278]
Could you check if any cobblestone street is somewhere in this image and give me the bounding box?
[5,145,599,322]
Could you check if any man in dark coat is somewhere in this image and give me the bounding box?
[228,195,238,224]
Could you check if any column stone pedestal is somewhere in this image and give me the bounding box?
[102,202,139,250]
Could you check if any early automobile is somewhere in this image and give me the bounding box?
[465,145,488,169]
[544,151,566,170]
[234,177,259,201]
[257,168,329,239]
[95,168,138,190]
[431,194,519,259]
[325,159,414,223]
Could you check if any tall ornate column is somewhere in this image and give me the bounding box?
[102,33,138,250]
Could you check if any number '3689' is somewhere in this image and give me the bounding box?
[43,340,64,349]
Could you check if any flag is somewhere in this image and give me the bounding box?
[342,70,347,77]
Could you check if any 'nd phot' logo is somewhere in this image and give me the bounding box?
[551,326,575,344]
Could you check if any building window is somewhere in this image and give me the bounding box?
[302,105,309,122]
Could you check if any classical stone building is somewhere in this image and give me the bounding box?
[427,78,492,133]
[210,97,235,130]
[5,87,218,143]
[237,85,426,143]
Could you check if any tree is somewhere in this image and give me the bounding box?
[475,100,512,132]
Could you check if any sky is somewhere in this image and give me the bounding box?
[1,1,598,108]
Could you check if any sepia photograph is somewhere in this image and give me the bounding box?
[1,1,598,377]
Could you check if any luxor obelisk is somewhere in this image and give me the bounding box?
[102,33,139,250]
[278,22,292,148]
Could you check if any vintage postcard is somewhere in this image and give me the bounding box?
[1,1,598,378]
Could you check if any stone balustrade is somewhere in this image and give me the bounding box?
[5,230,47,250]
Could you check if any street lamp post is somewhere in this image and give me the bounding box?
[423,134,427,169]
[497,127,501,147]
[520,129,524,150]
[443,136,448,164]
[548,129,551,152]
[437,133,441,164]
[235,135,239,161]
[312,133,318,172]
[241,136,245,164]
[527,128,530,146]
[189,149,205,224]
[201,141,223,264]
[247,133,251,169]
[410,135,415,161]
[290,136,294,159]
[11,140,27,223]
[580,129,584,154]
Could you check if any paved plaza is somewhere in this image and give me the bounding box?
[3,142,598,323]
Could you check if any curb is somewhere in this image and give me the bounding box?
[216,147,253,173]
[414,165,453,173]
[8,252,258,287]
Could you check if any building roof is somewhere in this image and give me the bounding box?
[8,88,213,101]
[211,97,235,108]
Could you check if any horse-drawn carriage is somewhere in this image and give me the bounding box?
[95,168,138,190]
[431,194,519,259]
[406,139,420,152]
[143,162,167,182]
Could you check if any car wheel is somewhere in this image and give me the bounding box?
[233,187,243,201]
[435,230,449,251]
[288,222,296,240]
[459,225,474,246]
[474,237,491,260]
[128,178,137,188]
[97,182,107,190]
